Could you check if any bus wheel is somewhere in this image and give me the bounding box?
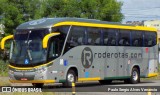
[99,80,112,85]
[63,69,76,87]
[32,83,44,88]
[130,68,140,84]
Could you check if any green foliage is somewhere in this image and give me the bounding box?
[44,0,81,17]
[0,59,8,76]
[0,0,45,35]
[45,0,123,21]
[0,0,123,35]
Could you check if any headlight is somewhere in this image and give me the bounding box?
[9,70,14,74]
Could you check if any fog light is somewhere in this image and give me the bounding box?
[9,70,14,74]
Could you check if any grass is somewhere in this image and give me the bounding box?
[0,77,10,86]
[0,60,8,77]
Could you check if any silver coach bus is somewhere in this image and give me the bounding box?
[1,18,158,87]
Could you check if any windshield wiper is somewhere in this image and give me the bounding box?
[26,31,32,60]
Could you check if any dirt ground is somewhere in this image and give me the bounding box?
[0,77,32,86]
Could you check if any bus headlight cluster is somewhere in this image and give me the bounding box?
[9,70,14,74]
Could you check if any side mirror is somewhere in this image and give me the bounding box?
[42,32,60,48]
[0,35,13,62]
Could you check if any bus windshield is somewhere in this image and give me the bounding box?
[9,29,49,67]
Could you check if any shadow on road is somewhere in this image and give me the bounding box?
[42,80,156,89]
[10,80,156,92]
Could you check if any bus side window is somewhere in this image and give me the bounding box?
[48,38,59,60]
[104,38,108,45]
[118,30,130,46]
[103,29,117,46]
[87,27,101,45]
[144,32,156,47]
[153,32,157,46]
[48,35,64,61]
[132,31,143,47]
[66,26,85,50]
[103,29,108,45]
[133,39,139,46]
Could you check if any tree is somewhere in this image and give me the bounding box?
[44,0,81,17]
[79,0,123,21]
[0,0,123,35]
[44,0,123,22]
[0,0,45,35]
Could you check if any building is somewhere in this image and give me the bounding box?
[143,20,160,30]
[126,21,144,26]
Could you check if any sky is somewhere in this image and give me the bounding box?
[117,0,160,23]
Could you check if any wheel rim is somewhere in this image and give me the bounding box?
[67,73,74,82]
[133,71,138,81]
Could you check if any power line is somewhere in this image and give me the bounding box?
[124,14,160,17]
[123,7,160,11]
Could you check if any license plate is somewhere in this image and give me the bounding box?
[21,78,28,81]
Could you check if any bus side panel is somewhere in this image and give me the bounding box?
[128,47,143,76]
[118,47,132,78]
[104,46,142,80]
[88,46,106,79]
[51,46,105,82]
[75,46,105,80]
[47,58,62,82]
[104,46,119,79]
[145,45,158,77]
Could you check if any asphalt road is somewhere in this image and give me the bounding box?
[40,80,160,95]
[7,79,160,95]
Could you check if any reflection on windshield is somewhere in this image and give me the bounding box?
[9,29,49,67]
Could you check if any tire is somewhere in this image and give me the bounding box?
[99,80,112,85]
[63,69,77,87]
[32,83,44,88]
[130,68,140,84]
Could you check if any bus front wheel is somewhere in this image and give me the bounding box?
[130,67,140,84]
[63,69,76,87]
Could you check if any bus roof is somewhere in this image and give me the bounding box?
[16,17,157,32]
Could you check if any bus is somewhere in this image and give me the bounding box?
[0,18,158,87]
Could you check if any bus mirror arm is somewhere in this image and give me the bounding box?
[0,35,13,62]
[42,32,60,48]
[1,35,13,50]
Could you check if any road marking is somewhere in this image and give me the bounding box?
[148,89,151,95]
[72,82,76,95]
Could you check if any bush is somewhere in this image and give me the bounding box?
[0,59,8,76]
